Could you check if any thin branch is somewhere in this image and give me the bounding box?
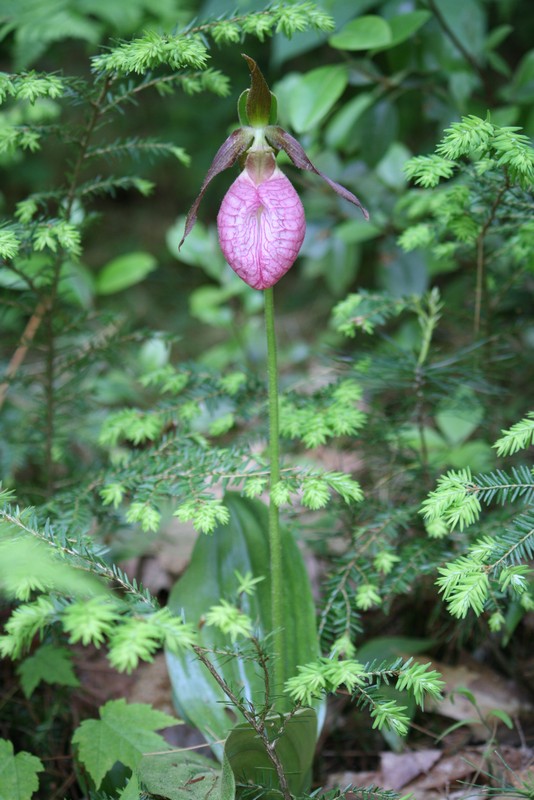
[192,645,292,800]
[0,297,50,410]
[428,0,486,84]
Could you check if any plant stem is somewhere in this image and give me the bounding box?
[264,287,284,707]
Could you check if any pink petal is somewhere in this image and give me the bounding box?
[217,167,306,290]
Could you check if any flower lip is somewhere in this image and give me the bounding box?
[217,156,306,290]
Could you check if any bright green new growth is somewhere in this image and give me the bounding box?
[494,412,534,456]
[422,421,534,619]
[403,115,534,189]
[285,656,444,735]
[91,4,334,75]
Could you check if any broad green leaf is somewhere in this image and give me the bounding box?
[325,92,377,151]
[0,254,52,290]
[383,11,431,49]
[95,251,157,295]
[329,16,392,51]
[288,65,348,133]
[189,286,236,327]
[505,49,534,103]
[336,219,381,244]
[167,217,227,281]
[224,708,317,798]
[166,494,322,759]
[58,260,95,308]
[435,393,484,444]
[487,708,514,729]
[72,699,179,788]
[431,0,486,63]
[0,739,43,800]
[138,750,232,800]
[484,23,513,52]
[376,142,412,190]
[446,441,494,472]
[354,99,399,166]
[17,644,79,698]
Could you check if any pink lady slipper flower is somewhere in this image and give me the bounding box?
[180,55,368,290]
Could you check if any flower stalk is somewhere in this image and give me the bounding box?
[264,286,284,705]
[179,53,370,708]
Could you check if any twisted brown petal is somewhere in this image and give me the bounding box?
[179,127,254,249]
[265,125,369,220]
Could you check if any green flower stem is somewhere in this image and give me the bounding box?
[264,286,284,706]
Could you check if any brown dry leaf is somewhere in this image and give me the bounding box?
[380,749,442,790]
[421,656,531,736]
[327,749,482,800]
[155,517,198,576]
[407,749,484,791]
[325,770,379,791]
[128,652,175,715]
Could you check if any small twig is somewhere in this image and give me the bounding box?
[474,179,510,337]
[428,0,486,85]
[0,296,50,409]
[143,740,226,756]
[192,645,292,800]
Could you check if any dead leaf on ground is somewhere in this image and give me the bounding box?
[327,745,534,800]
[418,655,532,737]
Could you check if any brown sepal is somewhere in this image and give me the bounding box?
[265,125,369,220]
[179,127,254,249]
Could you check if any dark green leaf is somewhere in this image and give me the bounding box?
[166,494,321,758]
[17,644,79,698]
[224,708,317,797]
[385,11,432,49]
[286,65,348,133]
[329,16,392,51]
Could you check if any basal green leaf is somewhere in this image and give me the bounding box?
[329,16,392,51]
[224,708,317,798]
[166,494,322,759]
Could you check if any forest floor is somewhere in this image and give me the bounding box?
[69,517,534,800]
